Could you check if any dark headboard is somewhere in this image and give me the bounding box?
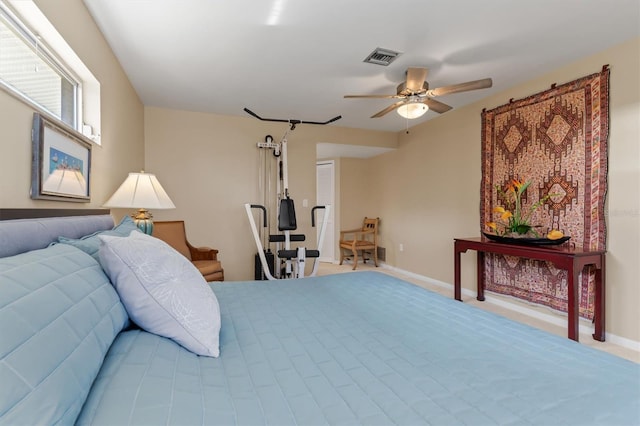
[0,208,109,220]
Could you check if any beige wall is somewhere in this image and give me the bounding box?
[0,0,144,209]
[351,37,639,342]
[339,157,372,229]
[144,107,396,281]
[366,107,482,272]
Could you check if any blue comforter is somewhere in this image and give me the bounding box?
[78,271,640,425]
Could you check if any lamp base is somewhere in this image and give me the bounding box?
[131,208,154,235]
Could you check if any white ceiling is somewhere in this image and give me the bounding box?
[83,0,639,133]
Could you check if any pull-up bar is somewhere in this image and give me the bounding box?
[243,108,341,130]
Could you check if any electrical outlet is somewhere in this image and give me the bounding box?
[399,243,404,252]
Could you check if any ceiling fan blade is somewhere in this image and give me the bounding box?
[371,100,408,118]
[344,94,405,99]
[427,78,493,97]
[405,67,428,92]
[422,97,453,114]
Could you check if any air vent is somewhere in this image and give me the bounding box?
[363,48,401,66]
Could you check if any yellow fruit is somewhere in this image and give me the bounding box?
[547,230,564,240]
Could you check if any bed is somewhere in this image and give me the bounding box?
[75,270,638,425]
[1,210,638,425]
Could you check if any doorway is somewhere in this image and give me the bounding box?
[316,160,335,262]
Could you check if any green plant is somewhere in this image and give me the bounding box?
[486,178,556,237]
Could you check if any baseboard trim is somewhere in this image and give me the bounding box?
[381,263,640,353]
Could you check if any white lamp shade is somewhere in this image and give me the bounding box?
[103,172,175,209]
[397,102,429,119]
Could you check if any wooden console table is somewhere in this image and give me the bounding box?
[453,237,606,342]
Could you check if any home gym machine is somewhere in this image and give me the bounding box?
[244,108,341,280]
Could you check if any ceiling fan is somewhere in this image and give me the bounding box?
[344,67,493,119]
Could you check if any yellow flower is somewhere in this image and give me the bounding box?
[491,177,555,237]
[490,177,559,237]
[486,222,497,231]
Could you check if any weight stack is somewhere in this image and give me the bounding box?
[254,249,275,280]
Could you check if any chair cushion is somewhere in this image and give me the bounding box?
[0,244,129,424]
[340,240,374,248]
[193,259,223,276]
[98,231,221,357]
[353,241,375,247]
[57,215,140,261]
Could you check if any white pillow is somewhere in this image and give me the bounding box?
[98,231,220,357]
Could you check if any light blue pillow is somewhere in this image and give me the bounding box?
[57,216,139,260]
[0,244,129,425]
[99,231,221,357]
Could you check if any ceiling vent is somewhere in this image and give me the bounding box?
[363,47,401,66]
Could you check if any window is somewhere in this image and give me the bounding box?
[0,8,78,127]
[0,1,101,143]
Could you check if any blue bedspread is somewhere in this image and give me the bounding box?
[78,271,640,425]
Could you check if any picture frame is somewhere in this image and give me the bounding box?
[31,113,92,202]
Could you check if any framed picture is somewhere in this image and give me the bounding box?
[31,113,92,202]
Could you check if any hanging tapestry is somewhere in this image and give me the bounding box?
[480,67,609,320]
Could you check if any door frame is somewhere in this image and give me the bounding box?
[316,160,335,262]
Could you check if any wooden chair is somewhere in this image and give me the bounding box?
[152,220,224,282]
[339,217,379,270]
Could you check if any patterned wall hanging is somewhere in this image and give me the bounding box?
[480,66,609,320]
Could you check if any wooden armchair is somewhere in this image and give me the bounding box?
[339,217,379,270]
[152,220,224,282]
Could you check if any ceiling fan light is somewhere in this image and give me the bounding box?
[397,102,428,119]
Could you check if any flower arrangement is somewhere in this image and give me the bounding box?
[486,178,558,238]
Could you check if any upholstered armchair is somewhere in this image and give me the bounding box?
[152,220,224,281]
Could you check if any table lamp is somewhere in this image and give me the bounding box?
[103,171,175,234]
